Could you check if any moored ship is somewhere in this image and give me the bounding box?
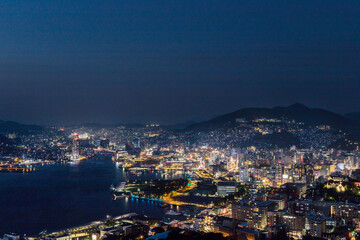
[110,182,129,199]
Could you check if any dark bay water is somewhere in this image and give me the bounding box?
[0,155,179,235]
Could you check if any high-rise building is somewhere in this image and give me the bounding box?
[239,166,249,182]
[275,164,284,186]
[71,136,80,160]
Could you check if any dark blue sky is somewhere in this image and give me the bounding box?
[0,0,359,124]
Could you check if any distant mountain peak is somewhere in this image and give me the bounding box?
[287,103,309,110]
[0,120,42,134]
[186,103,360,134]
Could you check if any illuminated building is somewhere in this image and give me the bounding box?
[71,136,80,160]
[217,181,236,196]
[239,166,250,183]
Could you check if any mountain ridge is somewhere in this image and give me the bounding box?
[0,120,43,134]
[186,103,360,135]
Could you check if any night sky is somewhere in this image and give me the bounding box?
[0,1,359,125]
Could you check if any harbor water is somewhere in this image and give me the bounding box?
[0,155,186,235]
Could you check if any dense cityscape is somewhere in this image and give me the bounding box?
[2,103,360,240]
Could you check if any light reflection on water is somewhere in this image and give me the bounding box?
[0,155,190,236]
